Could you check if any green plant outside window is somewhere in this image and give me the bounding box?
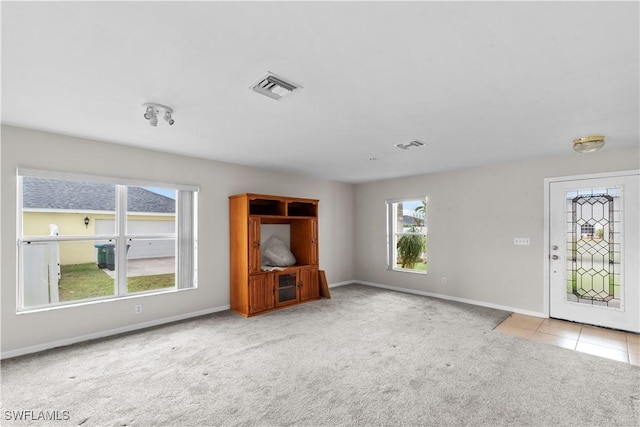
[387,198,427,273]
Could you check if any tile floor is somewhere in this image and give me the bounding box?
[496,313,640,366]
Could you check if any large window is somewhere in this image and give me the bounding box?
[17,169,198,311]
[387,197,427,273]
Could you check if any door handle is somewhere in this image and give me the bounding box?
[551,255,559,260]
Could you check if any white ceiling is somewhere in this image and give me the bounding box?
[2,1,638,183]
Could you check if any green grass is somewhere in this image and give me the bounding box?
[59,263,175,302]
[414,262,426,271]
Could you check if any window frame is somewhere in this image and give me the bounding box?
[386,196,427,274]
[16,168,199,312]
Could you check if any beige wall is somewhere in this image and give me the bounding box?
[354,146,639,314]
[1,125,355,355]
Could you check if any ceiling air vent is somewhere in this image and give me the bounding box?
[251,73,300,100]
[395,140,425,150]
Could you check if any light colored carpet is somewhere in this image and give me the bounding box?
[2,284,639,426]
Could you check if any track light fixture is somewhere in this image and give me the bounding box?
[142,103,175,127]
[143,106,154,120]
[164,111,174,125]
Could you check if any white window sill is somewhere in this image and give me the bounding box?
[388,267,427,275]
[16,287,197,315]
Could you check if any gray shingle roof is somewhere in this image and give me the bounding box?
[23,177,175,214]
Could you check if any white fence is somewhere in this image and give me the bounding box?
[96,219,175,259]
[22,241,60,306]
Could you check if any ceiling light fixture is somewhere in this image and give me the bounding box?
[573,135,604,153]
[142,103,175,127]
[251,73,300,100]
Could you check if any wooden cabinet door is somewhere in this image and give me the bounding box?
[275,271,299,307]
[248,216,261,274]
[299,267,319,302]
[249,274,274,314]
[310,219,319,265]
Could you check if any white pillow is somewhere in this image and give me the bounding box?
[262,235,296,267]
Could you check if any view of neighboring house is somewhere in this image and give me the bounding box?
[22,177,176,265]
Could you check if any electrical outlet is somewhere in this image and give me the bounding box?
[134,304,143,314]
[441,277,447,285]
[514,237,530,246]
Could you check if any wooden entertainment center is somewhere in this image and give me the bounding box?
[229,193,320,316]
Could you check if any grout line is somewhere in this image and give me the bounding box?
[576,325,584,348]
[498,316,632,365]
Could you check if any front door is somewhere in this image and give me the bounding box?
[549,172,639,332]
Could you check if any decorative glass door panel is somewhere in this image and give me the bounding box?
[549,173,639,332]
[276,272,298,306]
[566,190,620,308]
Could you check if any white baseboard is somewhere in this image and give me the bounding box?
[355,280,546,318]
[1,305,230,360]
[328,279,356,288]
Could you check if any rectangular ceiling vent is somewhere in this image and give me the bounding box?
[252,73,300,100]
[395,140,425,150]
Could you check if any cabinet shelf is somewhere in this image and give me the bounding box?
[287,201,317,217]
[248,198,285,216]
[260,264,312,273]
[232,194,318,218]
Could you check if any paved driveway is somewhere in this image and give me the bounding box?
[103,257,175,278]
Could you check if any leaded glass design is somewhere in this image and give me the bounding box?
[565,187,622,308]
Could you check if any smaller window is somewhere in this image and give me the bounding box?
[387,197,427,273]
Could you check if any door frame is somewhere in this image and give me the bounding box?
[543,169,639,319]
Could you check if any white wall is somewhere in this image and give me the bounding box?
[1,125,355,356]
[354,146,639,314]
